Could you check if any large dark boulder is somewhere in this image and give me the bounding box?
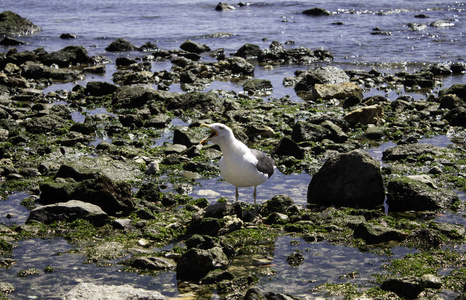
[0,11,41,36]
[26,200,108,226]
[39,171,134,216]
[386,176,459,212]
[307,150,385,209]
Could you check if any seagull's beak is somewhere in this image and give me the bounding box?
[200,124,218,144]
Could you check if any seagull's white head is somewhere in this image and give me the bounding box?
[200,123,234,145]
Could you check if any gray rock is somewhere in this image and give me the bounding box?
[295,66,350,92]
[382,143,443,161]
[386,176,458,212]
[353,222,408,244]
[307,150,385,209]
[124,256,176,271]
[64,282,165,300]
[26,200,108,226]
[226,57,255,76]
[39,171,134,216]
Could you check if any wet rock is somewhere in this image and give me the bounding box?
[86,81,118,96]
[295,66,349,91]
[380,274,442,298]
[243,79,273,95]
[60,33,77,39]
[215,2,235,11]
[39,171,134,216]
[402,71,434,88]
[382,143,442,161]
[226,57,254,76]
[444,107,466,127]
[26,200,108,226]
[124,256,176,271]
[265,212,289,225]
[307,150,385,209]
[235,43,261,58]
[40,46,90,67]
[0,36,26,46]
[344,104,384,126]
[0,11,41,36]
[202,269,234,284]
[439,93,463,109]
[180,39,210,53]
[429,19,454,28]
[286,251,304,267]
[260,194,294,217]
[353,222,408,244]
[386,176,458,212]
[105,38,138,52]
[64,282,165,300]
[302,7,331,16]
[273,137,304,159]
[439,84,466,101]
[176,247,229,282]
[258,42,333,65]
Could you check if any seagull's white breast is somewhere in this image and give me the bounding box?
[219,150,269,188]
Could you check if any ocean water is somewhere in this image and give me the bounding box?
[2,0,465,65]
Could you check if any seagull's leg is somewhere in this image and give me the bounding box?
[235,187,239,202]
[253,186,258,211]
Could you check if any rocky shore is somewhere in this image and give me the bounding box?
[1,11,466,299]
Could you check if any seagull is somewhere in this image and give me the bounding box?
[200,123,274,208]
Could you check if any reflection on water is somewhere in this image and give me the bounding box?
[256,235,416,297]
[0,238,177,299]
